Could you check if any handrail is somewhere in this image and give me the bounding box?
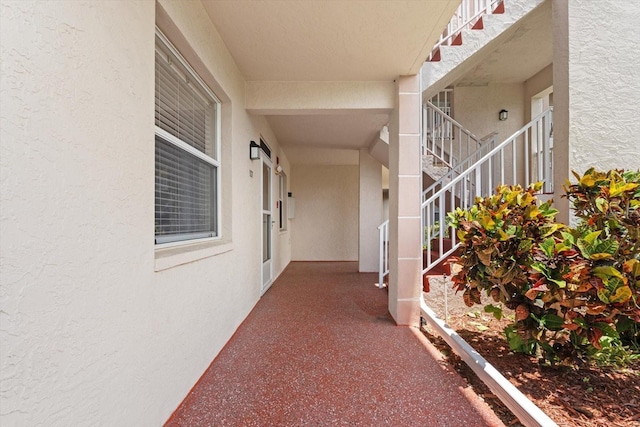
[377,219,389,288]
[423,101,480,172]
[428,0,503,61]
[422,108,554,274]
[423,133,498,202]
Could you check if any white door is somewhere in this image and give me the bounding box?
[261,156,273,294]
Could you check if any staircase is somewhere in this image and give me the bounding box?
[422,0,546,99]
[422,107,554,290]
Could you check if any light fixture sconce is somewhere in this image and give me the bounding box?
[275,165,283,175]
[499,109,508,121]
[249,140,260,160]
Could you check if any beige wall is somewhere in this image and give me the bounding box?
[524,64,553,121]
[291,165,359,261]
[0,1,290,425]
[455,83,526,147]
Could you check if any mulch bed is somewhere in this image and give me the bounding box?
[422,311,640,427]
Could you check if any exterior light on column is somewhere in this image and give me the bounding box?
[499,109,508,121]
[249,140,260,160]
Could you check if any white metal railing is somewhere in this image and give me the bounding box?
[423,131,498,203]
[378,219,389,288]
[423,108,554,274]
[423,101,480,170]
[428,0,503,61]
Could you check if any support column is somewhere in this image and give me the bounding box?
[359,149,383,272]
[388,74,422,326]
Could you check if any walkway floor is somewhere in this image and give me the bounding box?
[165,262,504,426]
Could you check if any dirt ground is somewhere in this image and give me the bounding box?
[421,276,640,427]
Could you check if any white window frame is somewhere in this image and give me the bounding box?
[155,29,222,247]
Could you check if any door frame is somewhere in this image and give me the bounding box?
[260,141,274,295]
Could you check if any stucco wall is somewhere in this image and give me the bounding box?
[566,1,640,173]
[454,83,525,148]
[552,0,640,222]
[291,165,359,261]
[0,1,290,425]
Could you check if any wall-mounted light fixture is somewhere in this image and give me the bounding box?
[275,165,283,175]
[499,109,508,121]
[249,140,260,160]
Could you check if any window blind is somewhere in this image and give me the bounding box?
[154,33,219,244]
[155,136,217,243]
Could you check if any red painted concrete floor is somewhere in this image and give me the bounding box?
[165,262,504,426]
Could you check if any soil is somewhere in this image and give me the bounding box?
[421,276,640,427]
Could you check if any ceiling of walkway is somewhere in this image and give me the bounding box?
[201,1,553,164]
[201,0,458,163]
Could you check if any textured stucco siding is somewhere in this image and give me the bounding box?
[567,1,640,172]
[0,0,291,425]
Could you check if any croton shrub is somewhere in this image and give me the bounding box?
[448,169,640,364]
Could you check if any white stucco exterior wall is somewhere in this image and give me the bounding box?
[553,0,640,222]
[565,1,640,174]
[358,150,383,272]
[0,1,291,425]
[291,165,359,261]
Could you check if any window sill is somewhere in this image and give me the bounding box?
[155,240,233,271]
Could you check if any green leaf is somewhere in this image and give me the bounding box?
[597,288,610,303]
[593,322,619,339]
[540,237,555,258]
[583,230,602,245]
[609,286,632,304]
[610,181,638,197]
[542,314,564,331]
[540,223,563,238]
[484,303,503,320]
[593,266,624,280]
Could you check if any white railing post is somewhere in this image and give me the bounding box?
[377,220,389,288]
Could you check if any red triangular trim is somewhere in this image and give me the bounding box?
[471,16,484,30]
[452,32,463,46]
[429,48,441,62]
[493,1,505,14]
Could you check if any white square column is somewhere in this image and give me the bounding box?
[388,75,422,326]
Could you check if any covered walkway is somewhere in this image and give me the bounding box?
[165,262,504,426]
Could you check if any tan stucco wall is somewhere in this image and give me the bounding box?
[454,83,526,148]
[0,0,291,425]
[291,165,359,261]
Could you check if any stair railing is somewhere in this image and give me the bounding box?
[378,219,389,288]
[423,108,554,275]
[423,131,498,203]
[428,0,503,61]
[423,101,481,170]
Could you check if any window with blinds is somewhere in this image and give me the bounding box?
[155,31,220,245]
